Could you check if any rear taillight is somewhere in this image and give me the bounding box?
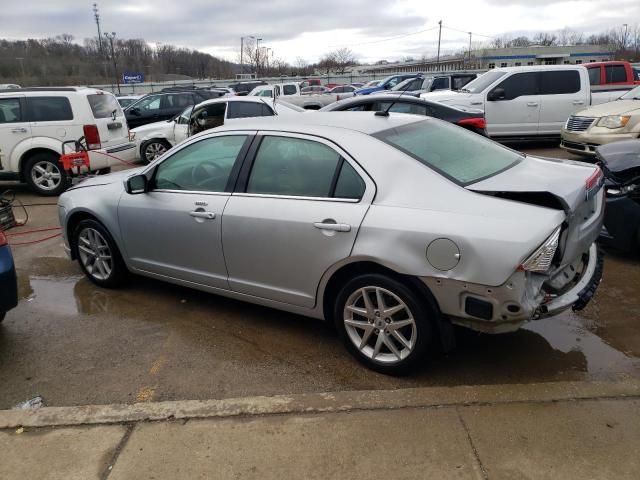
[83,124,102,150]
[585,167,603,191]
[517,226,562,273]
[0,230,7,247]
[457,118,486,130]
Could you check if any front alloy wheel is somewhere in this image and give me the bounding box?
[142,140,169,163]
[73,219,127,288]
[335,274,433,375]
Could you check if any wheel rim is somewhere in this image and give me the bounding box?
[31,160,62,191]
[145,142,167,161]
[343,286,417,364]
[77,228,113,281]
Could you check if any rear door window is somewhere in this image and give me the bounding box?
[283,85,297,95]
[27,97,73,121]
[133,95,162,112]
[587,67,601,85]
[375,101,429,115]
[491,72,539,100]
[431,77,450,90]
[539,71,580,94]
[0,98,22,123]
[246,136,341,197]
[87,93,123,118]
[226,102,274,119]
[163,94,193,109]
[605,65,627,83]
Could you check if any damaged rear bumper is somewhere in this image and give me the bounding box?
[422,243,603,334]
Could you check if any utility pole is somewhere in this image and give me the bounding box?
[240,37,244,74]
[16,57,25,82]
[256,38,262,76]
[104,32,120,94]
[436,20,442,71]
[93,3,103,55]
[623,23,629,51]
[468,32,472,66]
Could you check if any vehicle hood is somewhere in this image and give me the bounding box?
[469,155,598,212]
[596,140,640,178]
[131,119,173,134]
[355,86,383,95]
[574,99,640,117]
[67,167,145,190]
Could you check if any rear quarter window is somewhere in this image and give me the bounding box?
[539,71,580,94]
[87,94,123,119]
[27,96,73,121]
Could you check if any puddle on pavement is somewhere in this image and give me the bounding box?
[13,262,640,385]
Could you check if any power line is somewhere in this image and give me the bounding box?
[328,26,439,48]
[442,25,495,39]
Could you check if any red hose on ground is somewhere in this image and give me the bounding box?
[8,233,61,246]
[4,226,63,246]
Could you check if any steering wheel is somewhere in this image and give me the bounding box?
[191,160,225,188]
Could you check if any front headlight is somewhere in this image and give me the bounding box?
[129,131,136,141]
[597,115,631,129]
[518,226,562,273]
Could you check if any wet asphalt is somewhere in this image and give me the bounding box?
[0,144,639,409]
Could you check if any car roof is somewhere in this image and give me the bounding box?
[210,111,425,136]
[493,65,585,73]
[319,94,447,110]
[193,96,275,109]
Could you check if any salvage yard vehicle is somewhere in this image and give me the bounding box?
[597,140,640,252]
[354,74,422,95]
[384,73,479,98]
[561,85,640,156]
[0,229,18,322]
[0,87,135,195]
[320,96,487,136]
[250,83,338,109]
[58,112,604,374]
[116,94,143,109]
[132,97,304,162]
[421,65,631,140]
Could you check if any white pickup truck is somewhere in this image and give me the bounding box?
[249,83,338,110]
[421,65,627,139]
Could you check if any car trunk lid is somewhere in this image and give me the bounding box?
[468,155,605,267]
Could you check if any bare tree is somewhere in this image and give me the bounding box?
[532,32,557,46]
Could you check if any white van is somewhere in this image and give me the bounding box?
[0,87,135,195]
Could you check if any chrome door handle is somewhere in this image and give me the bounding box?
[313,222,351,232]
[572,100,585,105]
[189,211,216,219]
[526,102,539,107]
[11,127,27,133]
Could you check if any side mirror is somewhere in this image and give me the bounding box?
[487,88,505,101]
[129,107,141,116]
[125,174,148,194]
[383,84,390,90]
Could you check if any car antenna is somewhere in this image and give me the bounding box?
[375,75,421,117]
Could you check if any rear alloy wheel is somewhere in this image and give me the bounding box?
[25,153,69,196]
[141,139,170,163]
[73,219,127,288]
[334,274,433,375]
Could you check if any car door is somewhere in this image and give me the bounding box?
[160,94,193,122]
[484,72,540,136]
[126,94,162,128]
[538,70,584,135]
[0,95,29,174]
[172,106,192,145]
[118,133,253,289]
[222,133,374,308]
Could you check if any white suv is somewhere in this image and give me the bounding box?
[0,87,135,196]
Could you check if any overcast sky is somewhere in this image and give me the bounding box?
[0,0,636,64]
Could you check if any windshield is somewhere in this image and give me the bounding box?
[374,120,522,185]
[620,85,640,100]
[459,71,506,93]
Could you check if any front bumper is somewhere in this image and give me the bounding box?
[422,243,603,334]
[0,245,18,314]
[561,129,638,156]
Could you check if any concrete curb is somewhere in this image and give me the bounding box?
[2,379,640,429]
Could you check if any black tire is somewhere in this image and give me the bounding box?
[24,152,70,196]
[72,219,128,288]
[140,139,171,164]
[333,273,433,375]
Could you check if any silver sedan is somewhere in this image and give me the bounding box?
[58,112,605,374]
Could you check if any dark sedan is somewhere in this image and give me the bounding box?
[0,230,18,322]
[319,95,487,136]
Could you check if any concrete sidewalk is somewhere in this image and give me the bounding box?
[1,380,639,479]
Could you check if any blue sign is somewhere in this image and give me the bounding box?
[122,72,144,84]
